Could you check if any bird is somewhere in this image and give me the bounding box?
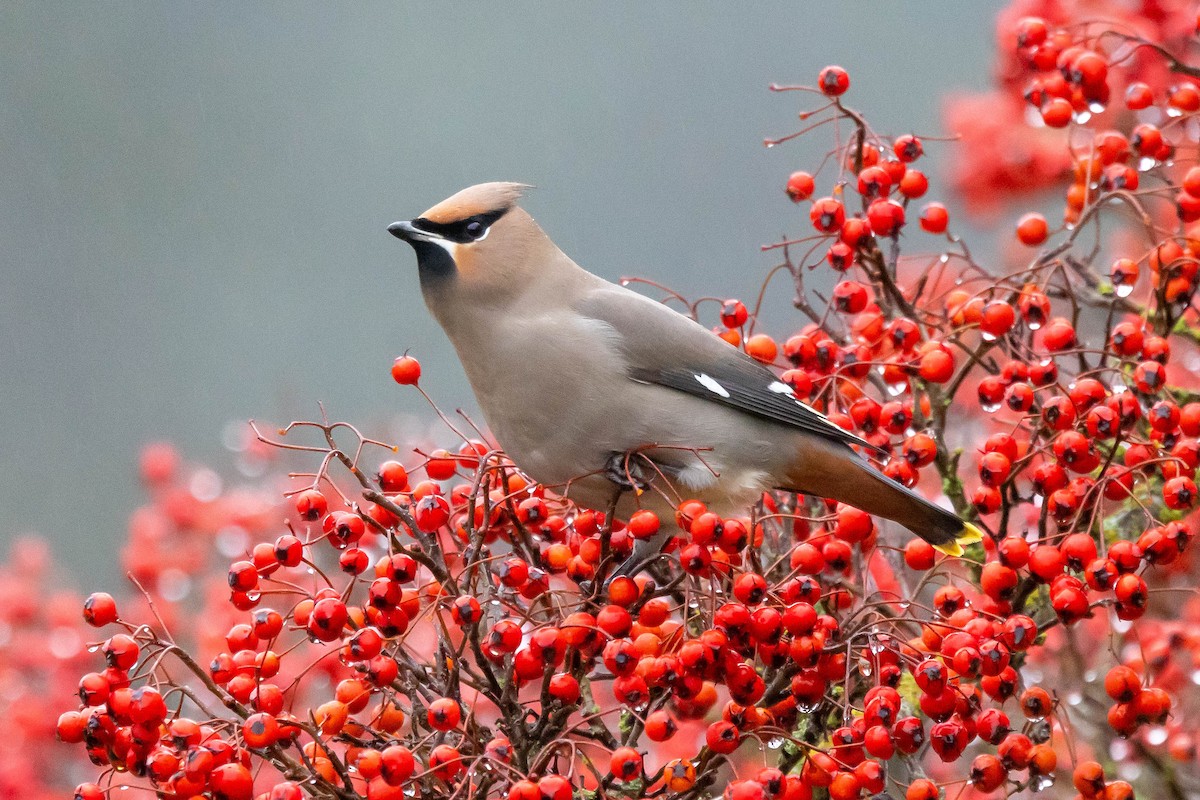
[387,182,980,576]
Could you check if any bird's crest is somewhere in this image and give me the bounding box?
[421,182,532,224]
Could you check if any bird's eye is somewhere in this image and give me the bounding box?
[465,220,486,239]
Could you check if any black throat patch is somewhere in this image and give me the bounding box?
[408,239,457,284]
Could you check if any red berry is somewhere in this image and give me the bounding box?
[376,460,410,492]
[894,134,924,162]
[810,197,846,233]
[1041,97,1073,127]
[414,493,450,532]
[919,202,949,233]
[720,299,749,328]
[899,168,928,198]
[1125,82,1153,110]
[1016,213,1048,245]
[390,355,421,385]
[1014,16,1047,47]
[904,539,936,570]
[818,65,850,96]
[83,592,119,627]
[867,198,905,236]
[832,281,869,314]
[293,488,328,521]
[609,747,643,782]
[785,171,815,202]
[918,346,954,383]
[427,697,461,731]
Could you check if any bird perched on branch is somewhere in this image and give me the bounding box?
[388,182,980,576]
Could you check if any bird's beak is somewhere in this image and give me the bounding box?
[388,219,446,244]
[391,220,420,239]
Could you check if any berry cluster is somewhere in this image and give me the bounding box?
[38,4,1200,800]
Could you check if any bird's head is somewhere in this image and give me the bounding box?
[388,182,562,309]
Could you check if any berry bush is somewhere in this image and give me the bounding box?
[29,3,1200,799]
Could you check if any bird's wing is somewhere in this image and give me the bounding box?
[576,286,880,453]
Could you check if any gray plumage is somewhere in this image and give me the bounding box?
[388,183,973,576]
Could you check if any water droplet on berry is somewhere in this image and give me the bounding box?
[767,736,784,749]
[1167,106,1184,118]
[1112,615,1133,634]
[797,701,819,713]
[1075,110,1092,124]
[1088,101,1107,114]
[981,399,1001,413]
[1027,320,1043,331]
[981,331,997,342]
[1033,774,1055,791]
[1115,282,1134,297]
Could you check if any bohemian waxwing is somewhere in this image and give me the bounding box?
[388,182,979,576]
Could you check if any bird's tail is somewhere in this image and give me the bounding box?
[854,461,982,556]
[786,446,982,557]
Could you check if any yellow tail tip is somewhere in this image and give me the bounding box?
[932,522,983,558]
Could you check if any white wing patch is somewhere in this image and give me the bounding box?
[771,378,837,424]
[798,398,833,421]
[694,373,731,398]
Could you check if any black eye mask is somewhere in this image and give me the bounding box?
[411,207,508,243]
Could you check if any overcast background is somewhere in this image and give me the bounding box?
[0,4,994,585]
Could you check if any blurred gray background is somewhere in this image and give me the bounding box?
[0,4,992,585]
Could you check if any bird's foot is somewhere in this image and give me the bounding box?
[604,451,655,495]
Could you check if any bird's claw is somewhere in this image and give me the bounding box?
[605,452,654,495]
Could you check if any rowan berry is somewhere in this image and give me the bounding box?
[386,355,421,387]
[818,65,850,96]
